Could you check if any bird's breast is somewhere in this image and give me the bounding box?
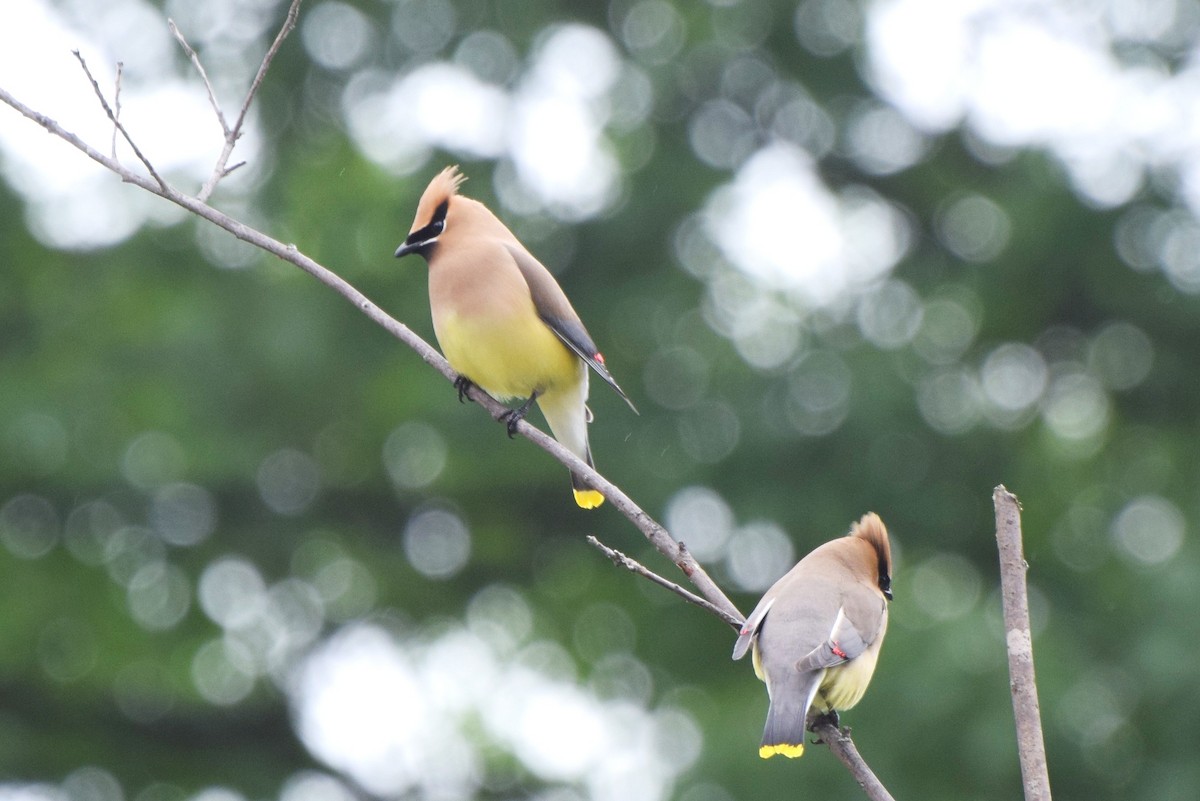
[432,303,579,401]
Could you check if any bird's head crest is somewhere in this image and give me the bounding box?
[413,165,466,229]
[397,166,468,259]
[429,164,467,201]
[851,512,893,600]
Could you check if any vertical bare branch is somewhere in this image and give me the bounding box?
[111,61,124,158]
[994,485,1053,801]
[72,50,166,189]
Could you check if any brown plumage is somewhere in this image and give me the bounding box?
[733,512,893,759]
[395,166,635,509]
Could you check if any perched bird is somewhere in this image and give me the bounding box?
[733,512,893,759]
[395,166,636,509]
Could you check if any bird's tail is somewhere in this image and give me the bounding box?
[759,673,823,759]
[538,377,604,509]
[571,470,604,509]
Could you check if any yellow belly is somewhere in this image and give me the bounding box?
[815,637,884,712]
[435,309,579,400]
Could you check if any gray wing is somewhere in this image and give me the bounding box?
[794,591,886,672]
[732,596,776,660]
[505,243,637,413]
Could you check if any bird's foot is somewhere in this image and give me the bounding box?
[808,711,845,745]
[454,375,475,403]
[499,391,539,438]
[813,710,841,729]
[499,409,523,437]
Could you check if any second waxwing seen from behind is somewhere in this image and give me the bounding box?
[733,512,893,759]
[395,166,636,510]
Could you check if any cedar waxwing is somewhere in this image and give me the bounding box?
[394,166,636,509]
[733,512,893,759]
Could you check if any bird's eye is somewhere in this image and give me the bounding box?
[432,219,445,234]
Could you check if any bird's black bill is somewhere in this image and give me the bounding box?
[397,199,449,258]
[394,240,425,258]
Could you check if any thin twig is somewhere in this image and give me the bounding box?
[811,718,897,801]
[168,19,229,134]
[72,50,166,190]
[111,61,123,159]
[587,535,742,629]
[994,485,1053,801]
[196,0,302,202]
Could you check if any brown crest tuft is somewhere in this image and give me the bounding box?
[851,512,893,599]
[430,164,466,198]
[408,165,468,238]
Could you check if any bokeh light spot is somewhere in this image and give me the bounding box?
[0,493,59,559]
[257,448,321,516]
[199,556,266,629]
[1112,495,1184,566]
[192,639,257,706]
[937,193,1011,263]
[1042,372,1110,450]
[467,584,533,656]
[127,562,192,631]
[856,278,924,349]
[913,293,980,365]
[403,507,471,580]
[37,617,98,683]
[302,2,373,71]
[980,343,1048,418]
[917,368,982,434]
[664,486,734,562]
[1088,321,1153,391]
[785,349,852,436]
[795,0,862,57]
[382,422,448,491]
[122,432,186,491]
[149,483,216,547]
[725,521,795,592]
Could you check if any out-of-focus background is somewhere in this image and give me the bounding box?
[3,0,1199,799]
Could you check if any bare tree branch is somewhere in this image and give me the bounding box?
[587,535,742,629]
[195,0,303,201]
[811,717,897,801]
[994,485,1053,801]
[71,50,166,190]
[111,61,123,159]
[168,19,229,134]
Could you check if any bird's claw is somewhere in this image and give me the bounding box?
[808,711,844,745]
[453,375,474,403]
[499,391,539,438]
[499,408,525,438]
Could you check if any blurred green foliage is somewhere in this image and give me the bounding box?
[4,1,1200,800]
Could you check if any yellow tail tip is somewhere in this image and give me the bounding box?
[759,743,805,759]
[574,489,605,509]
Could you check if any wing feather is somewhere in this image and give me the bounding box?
[505,244,638,412]
[794,606,872,673]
